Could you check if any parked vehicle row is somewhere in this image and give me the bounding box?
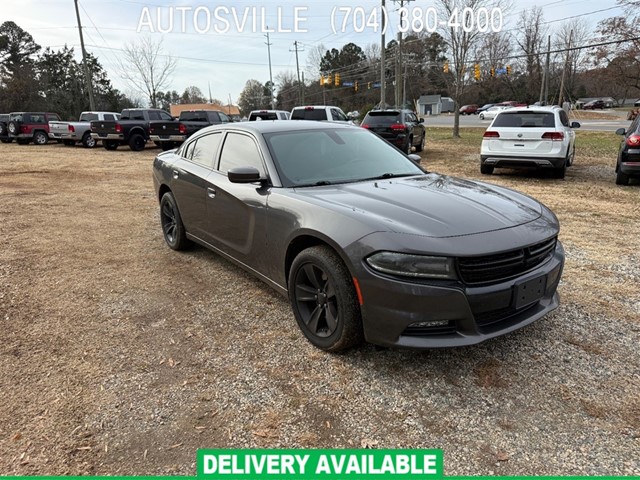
[50,111,121,148]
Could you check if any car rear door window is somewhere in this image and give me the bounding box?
[331,108,348,121]
[218,132,264,175]
[103,114,116,121]
[291,109,327,120]
[191,133,222,169]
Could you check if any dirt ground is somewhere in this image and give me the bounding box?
[0,132,638,475]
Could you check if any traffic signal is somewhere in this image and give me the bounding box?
[443,62,449,73]
[367,82,372,90]
[474,63,481,81]
[506,65,512,75]
[320,75,324,86]
[355,81,359,92]
[490,67,495,77]
[334,72,341,86]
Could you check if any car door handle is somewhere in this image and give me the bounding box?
[172,170,179,179]
[207,187,216,199]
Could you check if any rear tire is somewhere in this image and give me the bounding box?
[0,123,6,136]
[160,192,191,251]
[33,131,48,145]
[615,169,629,185]
[82,132,96,148]
[416,132,426,152]
[63,140,76,146]
[405,137,413,155]
[104,140,119,151]
[288,245,363,352]
[480,163,494,175]
[161,141,176,151]
[552,161,566,179]
[129,133,146,151]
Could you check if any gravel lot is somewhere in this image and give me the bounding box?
[0,132,638,475]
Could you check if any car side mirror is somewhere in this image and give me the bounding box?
[408,154,421,165]
[570,122,580,129]
[615,128,626,136]
[228,166,264,184]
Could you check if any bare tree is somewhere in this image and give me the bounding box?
[305,43,326,80]
[555,18,590,104]
[516,7,547,102]
[119,36,177,108]
[436,0,509,137]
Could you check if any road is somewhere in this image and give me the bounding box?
[425,111,630,132]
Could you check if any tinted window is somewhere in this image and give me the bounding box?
[219,133,264,175]
[181,111,207,121]
[27,114,45,124]
[291,109,328,121]
[159,111,173,121]
[124,111,145,120]
[190,133,222,168]
[147,111,161,121]
[331,108,348,121]
[265,128,422,187]
[80,113,98,122]
[493,112,556,128]
[103,114,116,121]
[249,112,278,121]
[182,139,195,160]
[363,111,401,125]
[559,111,569,127]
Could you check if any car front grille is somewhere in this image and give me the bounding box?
[457,237,557,285]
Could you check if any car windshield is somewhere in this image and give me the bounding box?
[492,111,556,128]
[363,111,401,125]
[264,128,423,187]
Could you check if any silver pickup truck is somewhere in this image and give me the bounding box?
[49,111,120,148]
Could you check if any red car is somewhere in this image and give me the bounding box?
[7,112,61,145]
[459,104,479,115]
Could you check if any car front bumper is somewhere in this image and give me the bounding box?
[355,241,564,349]
[481,155,566,169]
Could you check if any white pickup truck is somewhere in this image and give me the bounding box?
[49,111,121,148]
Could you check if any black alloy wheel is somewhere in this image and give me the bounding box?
[129,133,146,151]
[289,246,363,352]
[159,192,190,250]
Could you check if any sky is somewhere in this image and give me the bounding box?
[1,0,626,105]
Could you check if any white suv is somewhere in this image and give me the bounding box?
[480,106,580,179]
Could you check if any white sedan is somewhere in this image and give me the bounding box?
[479,106,512,120]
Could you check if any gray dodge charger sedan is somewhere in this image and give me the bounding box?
[152,121,564,352]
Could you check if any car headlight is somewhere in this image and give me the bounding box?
[366,252,457,280]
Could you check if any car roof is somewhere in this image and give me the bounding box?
[499,106,561,113]
[194,120,355,136]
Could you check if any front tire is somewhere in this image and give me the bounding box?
[160,192,190,251]
[479,113,485,120]
[288,246,363,352]
[104,140,119,150]
[416,132,426,152]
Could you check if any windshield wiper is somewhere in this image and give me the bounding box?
[294,180,334,187]
[360,173,418,181]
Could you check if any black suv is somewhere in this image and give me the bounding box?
[0,114,11,143]
[361,109,426,154]
[614,116,640,185]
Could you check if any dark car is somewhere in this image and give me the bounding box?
[0,114,12,143]
[614,117,640,185]
[459,104,479,115]
[361,109,426,154]
[583,100,606,110]
[6,112,61,145]
[153,121,564,352]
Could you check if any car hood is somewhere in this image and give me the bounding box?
[292,174,543,238]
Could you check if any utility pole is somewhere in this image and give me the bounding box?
[543,35,551,105]
[558,30,573,107]
[208,82,213,104]
[301,71,305,104]
[265,30,275,109]
[380,0,386,107]
[74,0,96,111]
[392,0,414,108]
[291,41,304,105]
